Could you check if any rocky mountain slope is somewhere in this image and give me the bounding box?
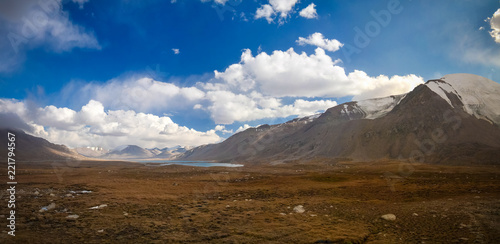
[179,74,500,165]
[0,129,82,162]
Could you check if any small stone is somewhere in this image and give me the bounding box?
[66,194,73,197]
[39,203,56,212]
[50,193,56,197]
[293,205,305,214]
[97,229,104,233]
[381,214,396,221]
[413,213,418,216]
[34,191,39,195]
[66,214,79,220]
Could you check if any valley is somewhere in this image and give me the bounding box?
[1,159,499,243]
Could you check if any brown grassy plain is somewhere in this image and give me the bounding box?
[1,159,499,243]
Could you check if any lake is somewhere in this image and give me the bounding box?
[133,160,244,168]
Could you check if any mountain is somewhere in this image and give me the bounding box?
[178,74,500,165]
[102,145,156,159]
[75,146,110,158]
[0,129,82,162]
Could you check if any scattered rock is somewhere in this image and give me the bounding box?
[280,213,286,216]
[97,229,104,233]
[70,190,92,194]
[89,204,108,210]
[34,191,39,195]
[413,213,418,216]
[123,212,128,216]
[66,214,79,220]
[49,193,56,197]
[310,214,317,217]
[381,214,396,221]
[66,194,73,197]
[293,205,305,214]
[39,203,56,212]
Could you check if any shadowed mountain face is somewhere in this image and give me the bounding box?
[179,74,500,165]
[0,129,81,162]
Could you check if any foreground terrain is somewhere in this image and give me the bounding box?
[1,159,500,243]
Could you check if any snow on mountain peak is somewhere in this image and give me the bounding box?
[355,94,406,119]
[426,73,500,125]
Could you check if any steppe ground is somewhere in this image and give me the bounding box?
[1,159,500,243]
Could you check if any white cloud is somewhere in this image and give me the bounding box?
[296,32,343,52]
[172,48,180,54]
[0,99,222,149]
[0,0,100,73]
[72,0,89,9]
[487,8,500,43]
[255,4,275,23]
[214,0,228,5]
[235,124,252,133]
[255,0,299,24]
[213,46,424,99]
[204,89,337,124]
[69,77,205,113]
[215,125,233,134]
[269,0,298,18]
[299,3,318,19]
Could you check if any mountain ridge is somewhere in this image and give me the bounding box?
[178,73,500,165]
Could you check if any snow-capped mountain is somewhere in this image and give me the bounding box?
[73,144,192,160]
[75,146,110,158]
[178,74,500,164]
[425,73,500,125]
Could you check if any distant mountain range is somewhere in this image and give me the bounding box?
[2,73,499,165]
[74,145,190,160]
[178,74,500,165]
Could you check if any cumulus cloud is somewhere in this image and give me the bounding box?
[299,3,318,19]
[269,0,298,18]
[213,47,424,99]
[65,77,205,113]
[0,0,100,73]
[172,48,180,54]
[297,32,343,52]
[255,0,299,23]
[255,4,275,23]
[0,99,222,149]
[204,89,337,124]
[487,8,500,43]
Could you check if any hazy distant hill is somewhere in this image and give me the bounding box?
[179,74,500,165]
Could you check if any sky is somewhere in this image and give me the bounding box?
[0,0,499,150]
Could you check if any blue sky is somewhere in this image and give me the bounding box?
[0,0,499,149]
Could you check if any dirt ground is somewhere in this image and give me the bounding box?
[1,159,500,243]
